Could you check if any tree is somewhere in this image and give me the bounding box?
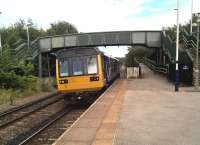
[46,21,78,35]
[165,15,199,40]
[125,46,146,67]
[0,19,45,48]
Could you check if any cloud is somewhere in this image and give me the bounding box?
[0,0,157,30]
[0,0,199,57]
[99,46,128,57]
[1,0,199,31]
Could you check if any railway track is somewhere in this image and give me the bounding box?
[7,104,89,145]
[28,108,86,145]
[7,106,73,145]
[0,92,59,118]
[0,84,106,145]
[0,92,67,145]
[0,93,65,129]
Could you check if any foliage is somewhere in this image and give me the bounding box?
[0,19,44,48]
[37,78,55,92]
[0,18,78,77]
[165,15,199,40]
[46,21,78,35]
[0,19,78,49]
[0,72,37,89]
[0,19,77,104]
[0,49,36,89]
[0,77,55,105]
[125,46,146,67]
[0,51,34,75]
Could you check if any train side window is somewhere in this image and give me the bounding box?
[72,58,84,75]
[87,56,98,74]
[59,60,69,77]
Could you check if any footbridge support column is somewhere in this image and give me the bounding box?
[38,52,42,78]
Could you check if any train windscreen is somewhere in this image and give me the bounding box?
[72,58,84,75]
[59,60,69,77]
[59,55,98,77]
[87,56,98,74]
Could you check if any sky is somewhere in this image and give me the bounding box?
[0,0,200,57]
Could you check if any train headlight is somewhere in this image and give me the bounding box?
[59,79,68,84]
[90,76,99,81]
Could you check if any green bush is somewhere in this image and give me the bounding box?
[0,72,37,90]
[36,78,55,92]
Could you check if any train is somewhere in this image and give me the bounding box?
[55,47,120,101]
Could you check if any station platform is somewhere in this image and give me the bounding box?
[53,65,200,145]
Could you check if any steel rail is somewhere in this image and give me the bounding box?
[8,106,72,145]
[0,92,59,118]
[0,94,65,130]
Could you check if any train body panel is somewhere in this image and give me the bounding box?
[102,55,120,83]
[56,47,120,95]
[56,54,105,93]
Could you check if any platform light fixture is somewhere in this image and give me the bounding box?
[174,0,180,92]
[26,23,32,50]
[190,0,193,34]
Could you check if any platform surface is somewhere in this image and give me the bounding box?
[53,65,200,145]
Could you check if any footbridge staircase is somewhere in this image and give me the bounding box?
[2,38,39,61]
[181,29,200,85]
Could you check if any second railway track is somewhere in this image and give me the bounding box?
[0,85,105,145]
[0,92,67,145]
[0,93,65,129]
[7,104,88,145]
[7,105,73,145]
[0,92,59,118]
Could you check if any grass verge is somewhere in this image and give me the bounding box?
[0,78,55,105]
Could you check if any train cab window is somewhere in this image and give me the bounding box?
[87,56,98,74]
[72,58,84,75]
[59,60,69,77]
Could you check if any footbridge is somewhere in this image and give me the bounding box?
[38,30,165,78]
[39,31,162,52]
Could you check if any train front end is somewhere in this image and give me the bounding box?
[56,48,105,94]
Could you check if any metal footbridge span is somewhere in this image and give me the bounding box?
[39,31,162,52]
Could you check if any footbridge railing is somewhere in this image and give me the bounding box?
[143,57,169,74]
[161,31,176,64]
[1,38,40,61]
[181,29,199,56]
[181,29,200,85]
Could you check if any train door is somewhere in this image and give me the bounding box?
[103,56,109,84]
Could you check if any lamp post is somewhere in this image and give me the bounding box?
[175,0,180,92]
[26,23,31,50]
[196,22,199,89]
[190,0,193,34]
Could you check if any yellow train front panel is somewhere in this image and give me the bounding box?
[57,75,104,93]
[56,54,105,93]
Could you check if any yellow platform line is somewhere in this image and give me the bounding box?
[52,79,120,145]
[91,80,127,145]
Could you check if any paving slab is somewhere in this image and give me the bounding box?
[113,65,200,145]
[53,65,200,145]
[53,79,125,145]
